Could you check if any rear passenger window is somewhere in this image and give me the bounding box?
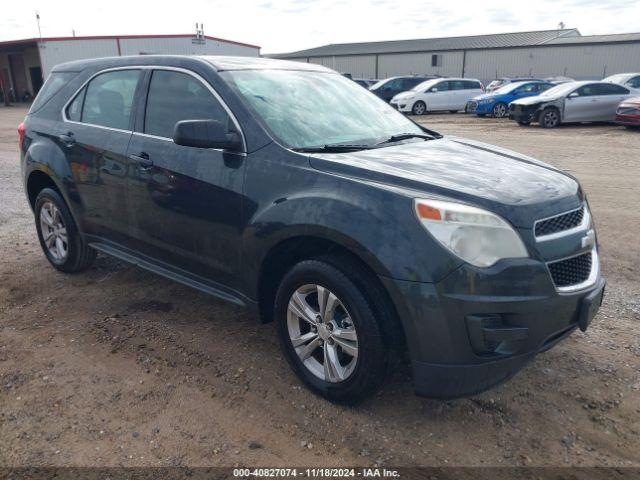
[597,83,629,95]
[80,70,141,129]
[463,81,480,89]
[144,70,229,139]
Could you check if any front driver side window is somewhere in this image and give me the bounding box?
[144,70,230,139]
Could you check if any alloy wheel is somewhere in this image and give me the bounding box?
[412,102,426,115]
[287,284,358,383]
[39,201,68,261]
[542,110,559,128]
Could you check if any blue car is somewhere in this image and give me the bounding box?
[466,81,554,117]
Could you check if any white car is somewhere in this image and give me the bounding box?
[390,78,484,115]
[603,73,640,89]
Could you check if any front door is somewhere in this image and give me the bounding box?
[126,68,246,288]
[427,80,452,110]
[563,84,599,122]
[61,68,142,242]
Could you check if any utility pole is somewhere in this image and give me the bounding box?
[36,11,42,40]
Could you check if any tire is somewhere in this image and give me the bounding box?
[449,110,458,114]
[540,107,561,128]
[517,121,531,126]
[274,257,390,403]
[411,101,426,116]
[34,188,96,273]
[492,102,508,118]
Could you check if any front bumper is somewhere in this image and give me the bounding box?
[390,100,413,113]
[380,259,605,399]
[466,100,492,115]
[614,113,640,126]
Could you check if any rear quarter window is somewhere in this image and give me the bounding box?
[28,72,78,113]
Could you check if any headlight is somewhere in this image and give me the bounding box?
[478,98,494,104]
[414,199,529,267]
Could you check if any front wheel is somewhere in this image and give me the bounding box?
[540,108,561,128]
[34,188,96,273]
[274,259,388,403]
[411,101,426,115]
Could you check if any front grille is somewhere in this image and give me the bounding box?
[467,101,478,112]
[548,251,593,288]
[535,207,584,237]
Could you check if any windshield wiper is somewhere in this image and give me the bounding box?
[375,132,436,146]
[292,143,372,153]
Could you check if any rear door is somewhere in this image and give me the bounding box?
[60,68,142,242]
[125,68,246,288]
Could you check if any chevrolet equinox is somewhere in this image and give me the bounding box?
[19,56,605,402]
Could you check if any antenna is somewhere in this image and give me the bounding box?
[35,11,42,40]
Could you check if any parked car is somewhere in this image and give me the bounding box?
[486,77,542,93]
[509,81,639,128]
[369,76,434,102]
[467,81,554,117]
[603,72,640,89]
[390,78,484,115]
[614,97,640,128]
[21,56,604,402]
[353,78,378,89]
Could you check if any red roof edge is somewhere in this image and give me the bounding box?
[0,34,260,50]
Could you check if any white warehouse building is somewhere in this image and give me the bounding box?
[0,33,260,102]
[272,28,640,83]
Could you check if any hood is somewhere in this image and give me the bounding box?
[392,91,415,101]
[308,137,581,228]
[472,93,497,101]
[512,94,557,106]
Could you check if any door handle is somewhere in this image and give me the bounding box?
[129,152,153,169]
[58,132,75,147]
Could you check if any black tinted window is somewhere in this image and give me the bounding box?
[597,83,629,95]
[451,81,466,90]
[29,72,77,113]
[144,70,229,139]
[433,81,450,91]
[82,70,141,129]
[464,80,480,89]
[575,85,599,97]
[403,78,425,89]
[628,76,640,88]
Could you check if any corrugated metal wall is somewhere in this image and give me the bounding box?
[377,51,464,78]
[464,43,640,82]
[308,55,376,77]
[119,37,259,57]
[39,39,118,77]
[39,37,259,77]
[287,42,640,82]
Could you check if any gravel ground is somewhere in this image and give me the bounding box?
[0,105,638,468]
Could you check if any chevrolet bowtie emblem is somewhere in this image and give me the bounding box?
[581,230,596,249]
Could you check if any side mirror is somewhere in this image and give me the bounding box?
[173,119,242,151]
[567,92,579,99]
[431,87,438,92]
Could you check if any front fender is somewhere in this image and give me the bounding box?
[241,150,464,298]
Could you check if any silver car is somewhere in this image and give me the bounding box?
[603,72,640,89]
[509,81,640,128]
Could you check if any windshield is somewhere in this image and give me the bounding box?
[411,79,439,92]
[223,70,425,149]
[539,82,578,97]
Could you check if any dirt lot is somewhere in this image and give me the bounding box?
[1,105,639,468]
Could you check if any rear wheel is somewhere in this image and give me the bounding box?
[540,107,561,128]
[492,102,508,118]
[274,258,389,403]
[411,101,426,115]
[34,188,96,273]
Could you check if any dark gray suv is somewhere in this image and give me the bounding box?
[19,56,605,402]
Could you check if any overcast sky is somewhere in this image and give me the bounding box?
[1,0,638,54]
